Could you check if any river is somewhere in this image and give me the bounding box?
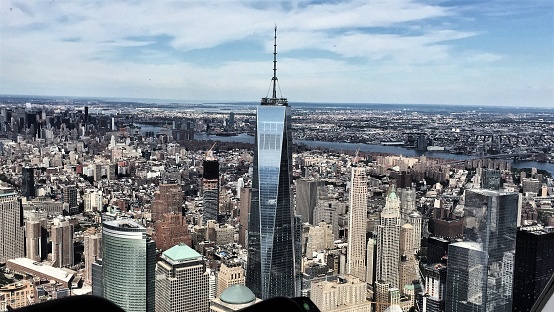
[194,133,554,175]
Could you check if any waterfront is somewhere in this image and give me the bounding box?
[193,133,554,175]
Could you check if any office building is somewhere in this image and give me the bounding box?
[21,167,35,199]
[512,225,554,312]
[154,212,192,252]
[305,221,334,258]
[238,187,251,247]
[152,183,182,222]
[83,230,102,285]
[446,189,518,311]
[376,187,401,289]
[399,223,417,291]
[296,179,320,224]
[0,190,25,264]
[216,262,246,298]
[63,185,77,208]
[91,258,103,296]
[310,275,371,312]
[347,166,367,282]
[246,27,297,299]
[374,280,391,312]
[25,218,47,262]
[51,219,74,268]
[203,150,219,225]
[102,219,156,312]
[422,264,447,312]
[481,169,501,190]
[156,243,209,312]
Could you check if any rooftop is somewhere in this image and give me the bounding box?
[163,243,202,262]
[7,258,74,282]
[220,284,256,304]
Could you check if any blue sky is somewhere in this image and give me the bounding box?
[0,0,552,107]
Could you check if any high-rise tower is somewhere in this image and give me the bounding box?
[102,219,156,312]
[0,189,24,264]
[246,26,297,299]
[203,144,219,225]
[376,186,401,289]
[347,166,367,281]
[446,189,518,312]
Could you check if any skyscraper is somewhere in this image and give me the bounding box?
[21,168,35,199]
[347,166,367,281]
[51,219,74,268]
[154,212,192,252]
[446,189,518,312]
[0,189,24,264]
[246,27,297,299]
[296,179,320,225]
[238,187,251,247]
[156,243,209,312]
[152,183,182,222]
[25,218,47,262]
[203,147,219,225]
[376,186,401,289]
[102,219,156,312]
[512,225,554,312]
[83,230,102,285]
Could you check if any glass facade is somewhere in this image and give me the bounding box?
[102,220,156,312]
[446,190,518,312]
[246,104,297,299]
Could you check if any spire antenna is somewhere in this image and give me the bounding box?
[261,25,287,106]
[272,25,278,99]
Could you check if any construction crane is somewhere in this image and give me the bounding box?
[352,145,361,165]
[206,142,216,161]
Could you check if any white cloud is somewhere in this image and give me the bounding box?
[0,0,552,107]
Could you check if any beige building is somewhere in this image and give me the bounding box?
[376,187,401,289]
[156,244,209,312]
[83,229,102,284]
[347,166,368,281]
[216,263,245,298]
[51,219,74,268]
[305,221,334,257]
[0,190,25,264]
[25,218,47,262]
[0,280,33,310]
[310,275,371,312]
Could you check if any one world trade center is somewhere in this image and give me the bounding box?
[246,27,297,299]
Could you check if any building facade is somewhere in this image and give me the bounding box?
[0,190,24,264]
[446,190,518,312]
[102,219,155,312]
[347,166,367,281]
[155,244,209,312]
[203,157,219,225]
[376,187,401,289]
[216,262,246,298]
[512,225,554,312]
[51,219,74,268]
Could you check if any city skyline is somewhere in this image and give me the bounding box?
[1,0,553,107]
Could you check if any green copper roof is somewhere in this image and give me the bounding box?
[163,243,201,262]
[220,285,256,304]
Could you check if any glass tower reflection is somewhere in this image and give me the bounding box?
[246,27,297,299]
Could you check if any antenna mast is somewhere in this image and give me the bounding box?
[261,25,287,106]
[272,25,278,99]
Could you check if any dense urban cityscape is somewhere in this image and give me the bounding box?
[0,83,553,312]
[1,1,553,311]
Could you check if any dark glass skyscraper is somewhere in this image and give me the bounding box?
[246,27,297,299]
[446,189,518,312]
